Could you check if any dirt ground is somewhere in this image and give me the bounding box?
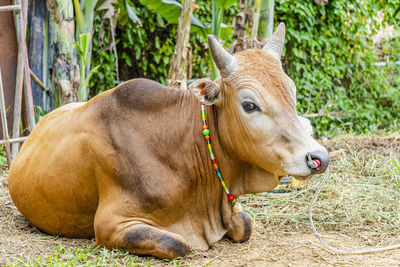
[1,135,400,266]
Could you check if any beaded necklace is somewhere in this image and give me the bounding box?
[201,103,242,213]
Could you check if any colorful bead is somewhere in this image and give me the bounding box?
[201,103,239,210]
[221,180,226,188]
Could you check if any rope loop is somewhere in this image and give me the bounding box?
[309,166,400,254]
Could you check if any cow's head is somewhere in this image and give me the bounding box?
[189,23,329,191]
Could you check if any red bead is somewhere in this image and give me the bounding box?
[203,125,208,130]
[313,159,321,168]
[205,135,210,140]
[228,194,235,202]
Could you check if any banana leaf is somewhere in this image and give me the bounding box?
[138,0,205,29]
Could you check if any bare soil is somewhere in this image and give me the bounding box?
[1,135,400,266]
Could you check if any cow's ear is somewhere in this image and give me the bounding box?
[188,79,221,105]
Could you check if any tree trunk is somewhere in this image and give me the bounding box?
[28,0,47,111]
[47,0,79,106]
[167,0,194,90]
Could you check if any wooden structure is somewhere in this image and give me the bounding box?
[0,0,35,165]
[0,0,19,141]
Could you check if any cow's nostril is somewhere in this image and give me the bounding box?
[306,151,329,174]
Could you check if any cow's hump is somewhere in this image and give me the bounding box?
[110,78,183,112]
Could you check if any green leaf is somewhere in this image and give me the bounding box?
[125,0,142,25]
[73,0,88,34]
[214,0,236,9]
[138,0,205,28]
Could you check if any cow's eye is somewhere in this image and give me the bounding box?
[242,101,260,113]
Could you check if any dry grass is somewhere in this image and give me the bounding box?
[1,135,400,266]
[242,136,400,243]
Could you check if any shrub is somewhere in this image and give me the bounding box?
[90,0,400,136]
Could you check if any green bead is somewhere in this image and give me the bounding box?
[203,129,210,136]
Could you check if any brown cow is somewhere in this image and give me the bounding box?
[8,23,328,259]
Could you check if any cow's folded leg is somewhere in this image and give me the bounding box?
[97,223,190,259]
[94,208,190,259]
[225,211,253,242]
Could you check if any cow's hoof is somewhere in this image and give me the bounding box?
[226,211,253,242]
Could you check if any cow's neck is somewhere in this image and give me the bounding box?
[198,99,279,197]
[166,89,278,247]
[168,93,238,246]
[200,103,247,196]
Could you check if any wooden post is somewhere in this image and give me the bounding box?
[167,0,194,90]
[0,0,19,154]
[11,0,26,161]
[0,4,19,11]
[18,0,36,132]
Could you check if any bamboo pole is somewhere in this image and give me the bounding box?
[11,0,26,161]
[0,4,20,12]
[0,137,28,145]
[0,69,12,168]
[19,0,36,131]
[167,0,194,90]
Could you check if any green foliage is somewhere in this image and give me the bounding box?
[275,0,400,136]
[124,0,142,24]
[90,0,218,96]
[90,0,399,136]
[0,145,7,169]
[138,0,205,28]
[75,33,100,101]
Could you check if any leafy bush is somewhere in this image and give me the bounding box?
[276,0,400,136]
[90,0,400,136]
[90,0,215,97]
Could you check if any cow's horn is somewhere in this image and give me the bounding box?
[207,35,237,78]
[263,22,286,60]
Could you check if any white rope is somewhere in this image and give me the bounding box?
[309,166,400,254]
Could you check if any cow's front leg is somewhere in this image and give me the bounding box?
[122,225,190,259]
[225,211,253,242]
[94,206,190,259]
